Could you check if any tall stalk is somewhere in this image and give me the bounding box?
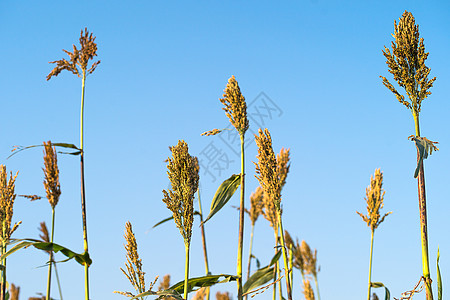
[47,28,100,300]
[366,231,374,300]
[197,188,211,300]
[46,209,56,300]
[184,243,190,300]
[381,11,437,300]
[237,133,245,300]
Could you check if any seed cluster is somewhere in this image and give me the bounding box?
[0,165,20,243]
[47,28,100,80]
[380,11,436,114]
[219,76,249,135]
[162,140,199,245]
[43,141,61,209]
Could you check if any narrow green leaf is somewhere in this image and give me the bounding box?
[168,274,239,294]
[8,142,80,159]
[243,250,282,294]
[0,239,91,267]
[371,282,390,300]
[437,247,442,300]
[201,174,241,225]
[153,211,201,228]
[243,266,274,294]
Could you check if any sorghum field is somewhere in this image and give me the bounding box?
[1,1,450,300]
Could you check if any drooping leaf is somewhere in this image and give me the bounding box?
[371,282,390,300]
[8,142,81,159]
[0,239,91,266]
[153,211,201,228]
[131,274,239,299]
[409,136,439,178]
[243,250,281,294]
[201,174,241,225]
[437,247,442,300]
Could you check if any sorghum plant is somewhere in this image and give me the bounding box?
[0,165,19,300]
[42,141,61,300]
[254,129,292,300]
[162,140,199,299]
[357,169,391,300]
[381,11,436,299]
[47,28,100,300]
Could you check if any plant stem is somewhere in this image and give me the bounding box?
[245,223,255,300]
[237,133,245,300]
[184,243,191,300]
[53,261,63,300]
[273,229,279,300]
[413,112,433,300]
[314,274,321,300]
[80,69,90,300]
[197,188,210,300]
[46,208,56,300]
[367,230,374,300]
[277,216,292,300]
[1,222,5,300]
[289,245,294,290]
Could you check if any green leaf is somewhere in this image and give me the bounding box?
[243,266,275,294]
[409,136,438,178]
[243,250,281,294]
[201,174,241,225]
[437,247,442,300]
[153,211,201,228]
[371,282,390,300]
[8,142,80,159]
[131,274,238,299]
[1,239,91,267]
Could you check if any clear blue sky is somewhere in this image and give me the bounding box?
[1,1,450,299]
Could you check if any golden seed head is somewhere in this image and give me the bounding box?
[284,230,295,251]
[249,186,264,225]
[43,141,61,208]
[216,291,232,300]
[47,27,100,80]
[356,169,392,232]
[120,221,146,295]
[292,238,305,274]
[254,128,282,211]
[277,148,290,189]
[381,11,436,114]
[219,76,249,135]
[0,165,20,242]
[162,140,199,245]
[158,274,171,291]
[9,284,20,300]
[20,194,42,201]
[300,240,319,278]
[302,280,315,300]
[192,287,208,300]
[201,128,223,136]
[372,293,380,300]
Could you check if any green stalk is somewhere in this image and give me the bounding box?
[237,133,245,300]
[366,230,374,300]
[184,243,191,300]
[277,216,292,300]
[53,262,64,300]
[288,245,293,295]
[314,274,321,300]
[46,208,56,300]
[273,229,279,300]
[245,223,255,300]
[197,188,210,300]
[80,69,90,300]
[277,261,283,299]
[412,112,433,300]
[1,221,5,300]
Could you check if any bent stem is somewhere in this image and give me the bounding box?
[237,133,245,300]
[46,208,56,300]
[184,243,191,300]
[197,188,210,300]
[80,69,90,300]
[413,113,433,300]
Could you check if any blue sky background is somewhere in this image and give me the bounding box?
[1,1,450,299]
